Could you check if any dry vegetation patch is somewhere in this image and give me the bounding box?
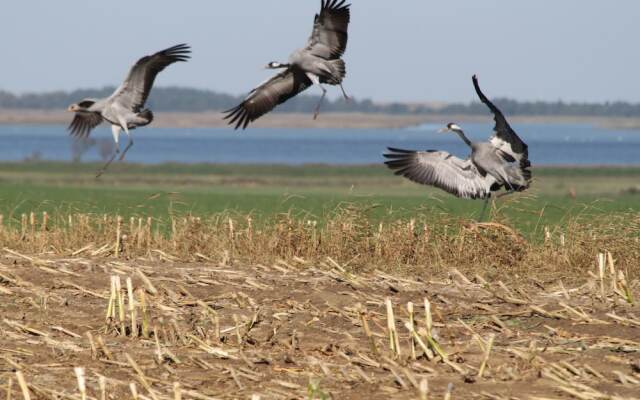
[1,208,638,282]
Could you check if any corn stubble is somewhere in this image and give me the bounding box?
[0,206,638,398]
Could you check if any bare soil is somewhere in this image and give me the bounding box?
[0,251,639,399]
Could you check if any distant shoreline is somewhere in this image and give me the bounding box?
[0,109,639,130]
[2,160,639,171]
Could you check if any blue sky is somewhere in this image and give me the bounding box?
[2,0,639,102]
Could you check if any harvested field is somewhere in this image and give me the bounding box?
[1,251,639,399]
[0,211,639,399]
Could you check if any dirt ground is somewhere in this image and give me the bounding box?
[0,251,639,399]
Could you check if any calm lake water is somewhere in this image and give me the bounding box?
[0,122,638,166]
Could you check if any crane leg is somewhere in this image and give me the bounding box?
[313,85,327,120]
[339,83,351,102]
[96,149,119,178]
[478,197,490,222]
[119,127,133,161]
[96,125,121,178]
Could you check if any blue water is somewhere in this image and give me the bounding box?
[0,122,638,165]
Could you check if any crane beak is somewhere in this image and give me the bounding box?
[437,127,450,133]
[67,106,75,112]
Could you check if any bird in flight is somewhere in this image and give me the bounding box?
[384,75,531,221]
[224,0,351,130]
[67,44,191,177]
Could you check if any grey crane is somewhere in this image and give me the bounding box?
[384,75,531,221]
[67,44,191,177]
[224,0,351,130]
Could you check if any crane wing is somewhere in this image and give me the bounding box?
[472,75,530,169]
[109,44,191,112]
[384,147,495,200]
[68,112,104,138]
[223,68,313,130]
[306,0,351,59]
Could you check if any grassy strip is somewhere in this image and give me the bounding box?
[1,161,640,177]
[0,162,638,237]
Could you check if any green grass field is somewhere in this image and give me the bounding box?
[0,161,639,237]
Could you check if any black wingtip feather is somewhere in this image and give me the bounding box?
[384,160,410,170]
[321,0,351,12]
[227,108,243,125]
[472,74,490,106]
[386,147,416,154]
[223,104,251,130]
[473,75,530,160]
[223,106,239,120]
[161,43,192,62]
[383,148,418,171]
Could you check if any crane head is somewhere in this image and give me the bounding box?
[438,123,463,133]
[265,61,289,69]
[67,99,96,112]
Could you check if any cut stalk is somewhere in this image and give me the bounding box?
[115,216,122,257]
[15,370,31,400]
[419,378,428,400]
[129,382,138,400]
[96,335,114,360]
[233,314,242,345]
[127,277,137,337]
[6,378,12,400]
[86,332,97,359]
[99,376,106,400]
[407,302,416,360]
[137,288,149,338]
[359,306,378,355]
[29,212,35,236]
[386,298,400,357]
[106,276,116,322]
[477,334,495,378]
[404,322,434,360]
[74,367,86,400]
[115,276,126,335]
[154,330,163,363]
[443,383,453,400]
[607,251,617,292]
[617,270,634,304]
[424,298,433,338]
[597,253,606,299]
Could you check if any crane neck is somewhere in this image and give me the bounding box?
[453,129,473,147]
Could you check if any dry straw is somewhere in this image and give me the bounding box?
[15,371,30,400]
[0,207,636,283]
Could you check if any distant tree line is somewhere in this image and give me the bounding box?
[1,86,640,117]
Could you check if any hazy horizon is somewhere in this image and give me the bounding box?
[3,0,640,103]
